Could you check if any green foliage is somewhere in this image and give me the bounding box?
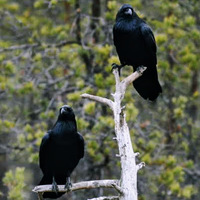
[126,103,139,122]
[0,119,15,135]
[3,167,25,200]
[77,117,89,131]
[105,1,118,21]
[84,102,96,115]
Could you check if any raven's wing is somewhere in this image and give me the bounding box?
[39,131,52,174]
[140,23,157,65]
[140,23,157,52]
[113,26,126,65]
[77,132,84,159]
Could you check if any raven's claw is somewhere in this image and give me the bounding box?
[111,63,120,71]
[136,65,146,75]
[111,63,124,75]
[52,176,59,194]
[65,177,72,192]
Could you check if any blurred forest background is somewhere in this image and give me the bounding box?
[0,0,200,199]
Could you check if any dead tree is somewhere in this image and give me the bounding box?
[33,67,146,200]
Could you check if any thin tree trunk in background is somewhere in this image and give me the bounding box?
[64,1,71,22]
[0,153,7,200]
[166,50,176,145]
[91,0,101,43]
[189,69,198,121]
[75,0,81,43]
[187,70,199,161]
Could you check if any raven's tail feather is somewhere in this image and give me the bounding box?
[39,176,66,199]
[42,192,65,199]
[133,67,162,101]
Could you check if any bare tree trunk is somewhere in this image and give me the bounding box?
[111,70,140,200]
[63,1,71,22]
[75,0,81,43]
[90,0,101,43]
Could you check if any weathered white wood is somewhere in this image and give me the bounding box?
[81,94,114,110]
[32,179,120,193]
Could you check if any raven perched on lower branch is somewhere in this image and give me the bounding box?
[113,4,162,101]
[39,105,84,199]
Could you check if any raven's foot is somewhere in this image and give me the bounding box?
[52,176,59,194]
[64,177,72,192]
[136,65,147,75]
[111,63,124,76]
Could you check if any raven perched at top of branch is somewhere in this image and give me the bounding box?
[113,4,162,101]
[39,105,84,199]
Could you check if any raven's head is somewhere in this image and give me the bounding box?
[59,105,75,120]
[116,4,136,20]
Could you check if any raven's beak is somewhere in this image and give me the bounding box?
[125,8,132,15]
[60,105,72,115]
[61,107,66,115]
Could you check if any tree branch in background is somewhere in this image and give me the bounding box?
[0,40,81,53]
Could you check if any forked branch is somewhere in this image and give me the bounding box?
[121,66,147,90]
[112,66,147,101]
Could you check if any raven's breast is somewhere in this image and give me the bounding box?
[114,23,151,68]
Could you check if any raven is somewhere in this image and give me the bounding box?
[113,4,162,101]
[39,105,84,199]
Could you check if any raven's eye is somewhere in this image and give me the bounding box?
[66,107,72,112]
[60,105,73,114]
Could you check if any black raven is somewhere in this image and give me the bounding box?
[113,4,162,101]
[39,105,84,199]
